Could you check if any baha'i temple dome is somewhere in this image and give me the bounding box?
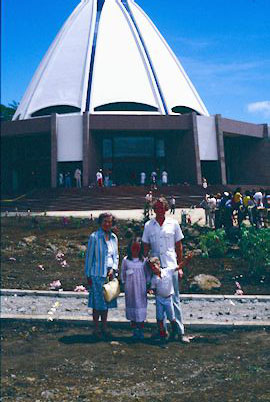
[13,0,209,120]
[2,0,270,194]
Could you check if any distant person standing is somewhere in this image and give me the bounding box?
[208,194,217,228]
[96,170,103,188]
[74,168,82,188]
[232,188,243,226]
[104,172,109,187]
[264,191,270,228]
[140,171,146,186]
[264,191,270,208]
[253,189,264,207]
[200,194,210,226]
[202,177,208,191]
[58,172,64,187]
[161,170,168,186]
[145,191,153,216]
[151,171,157,189]
[169,196,176,214]
[214,193,222,229]
[65,172,71,188]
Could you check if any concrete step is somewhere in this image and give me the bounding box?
[2,289,270,327]
[1,185,206,212]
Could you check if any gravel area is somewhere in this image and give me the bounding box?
[2,293,270,323]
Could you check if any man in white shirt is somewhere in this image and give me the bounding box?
[253,189,263,207]
[142,197,189,343]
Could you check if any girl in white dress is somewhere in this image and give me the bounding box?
[121,237,151,340]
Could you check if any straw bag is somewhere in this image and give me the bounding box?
[103,278,120,303]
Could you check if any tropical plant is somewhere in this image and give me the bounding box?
[199,229,229,258]
[239,227,270,275]
[0,101,19,121]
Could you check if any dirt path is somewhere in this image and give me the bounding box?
[1,322,270,401]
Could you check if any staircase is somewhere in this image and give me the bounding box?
[1,184,227,212]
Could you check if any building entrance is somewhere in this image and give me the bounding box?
[102,134,166,185]
[112,158,155,185]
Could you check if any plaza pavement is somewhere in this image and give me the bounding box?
[1,208,205,224]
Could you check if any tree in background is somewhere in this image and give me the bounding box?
[0,101,19,121]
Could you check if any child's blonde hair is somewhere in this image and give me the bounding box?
[147,256,161,271]
[148,256,160,265]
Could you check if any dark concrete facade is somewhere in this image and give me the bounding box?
[82,113,201,185]
[1,113,270,194]
[1,117,52,194]
[219,118,269,186]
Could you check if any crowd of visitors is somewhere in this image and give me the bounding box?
[143,170,168,188]
[56,167,186,189]
[92,169,169,187]
[58,168,82,188]
[200,188,270,229]
[57,168,174,188]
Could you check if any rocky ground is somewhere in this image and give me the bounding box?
[1,322,270,401]
[1,217,269,295]
[1,217,270,401]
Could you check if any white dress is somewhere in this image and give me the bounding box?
[121,258,151,322]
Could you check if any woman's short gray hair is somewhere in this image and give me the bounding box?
[98,212,116,226]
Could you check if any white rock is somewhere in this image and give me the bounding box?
[190,274,221,291]
[23,236,37,244]
[41,390,54,400]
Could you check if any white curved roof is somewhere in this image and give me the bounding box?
[13,0,209,120]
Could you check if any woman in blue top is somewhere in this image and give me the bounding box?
[85,212,119,339]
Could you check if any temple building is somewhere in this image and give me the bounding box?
[1,0,270,194]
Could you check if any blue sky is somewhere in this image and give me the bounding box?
[2,0,270,123]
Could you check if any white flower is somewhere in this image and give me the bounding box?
[74,285,87,292]
[49,280,62,290]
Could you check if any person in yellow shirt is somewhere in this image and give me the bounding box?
[243,192,251,208]
[232,188,243,227]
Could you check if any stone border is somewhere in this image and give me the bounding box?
[1,289,270,302]
[1,314,270,328]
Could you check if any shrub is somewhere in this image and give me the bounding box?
[239,227,270,275]
[199,229,229,258]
